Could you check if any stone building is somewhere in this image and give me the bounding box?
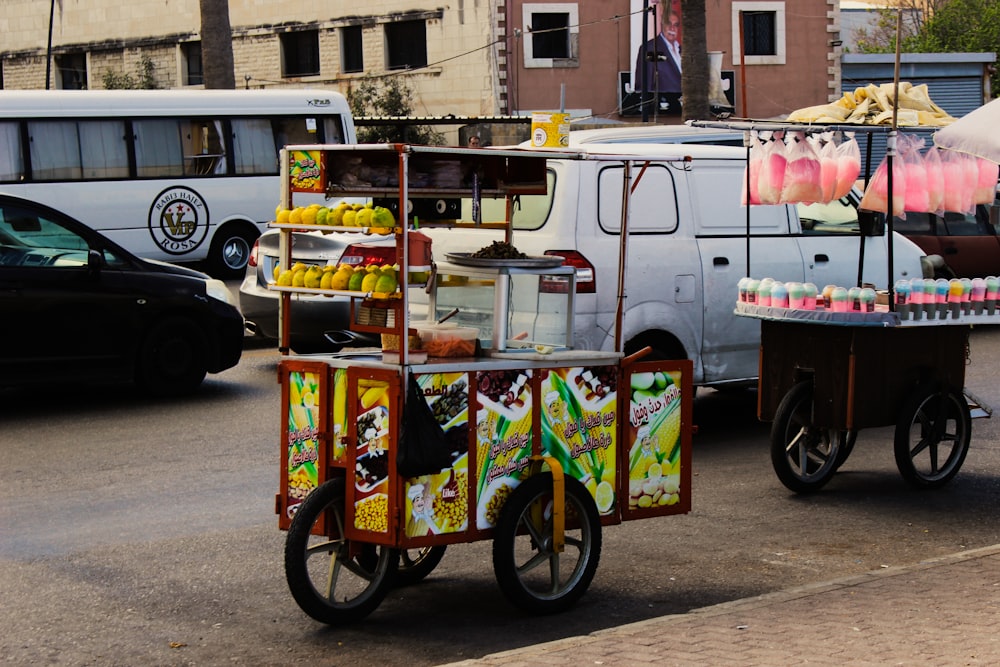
[3,0,844,135]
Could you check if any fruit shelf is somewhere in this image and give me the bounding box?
[269,223,399,235]
[268,286,404,300]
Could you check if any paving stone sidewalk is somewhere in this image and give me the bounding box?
[441,544,1000,667]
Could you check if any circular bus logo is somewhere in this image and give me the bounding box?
[148,186,209,256]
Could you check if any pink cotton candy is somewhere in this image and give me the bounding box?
[819,141,838,202]
[741,135,764,205]
[924,147,944,214]
[942,155,966,213]
[859,156,906,218]
[780,135,823,204]
[903,156,929,213]
[974,158,998,205]
[833,135,861,198]
[758,145,787,205]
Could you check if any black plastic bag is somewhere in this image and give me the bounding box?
[397,372,453,478]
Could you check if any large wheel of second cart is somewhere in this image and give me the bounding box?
[894,384,971,489]
[284,479,398,624]
[492,473,601,614]
[770,381,848,493]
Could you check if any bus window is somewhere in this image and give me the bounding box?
[273,118,321,153]
[322,117,346,144]
[134,119,185,178]
[81,121,129,179]
[181,120,226,176]
[27,120,129,181]
[0,123,24,182]
[231,118,278,175]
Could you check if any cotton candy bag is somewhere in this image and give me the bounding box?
[833,133,861,199]
[780,132,823,204]
[901,134,929,214]
[757,134,787,205]
[740,132,763,205]
[974,158,998,205]
[859,155,906,218]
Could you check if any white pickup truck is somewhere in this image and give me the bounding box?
[423,142,931,387]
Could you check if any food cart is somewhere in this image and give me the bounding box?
[272,144,695,624]
[690,112,994,494]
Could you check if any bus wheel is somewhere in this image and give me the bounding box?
[209,224,258,278]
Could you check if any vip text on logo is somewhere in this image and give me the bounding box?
[149,187,209,256]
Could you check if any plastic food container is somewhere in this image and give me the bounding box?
[417,323,478,357]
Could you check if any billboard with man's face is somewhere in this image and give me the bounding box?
[620,0,734,117]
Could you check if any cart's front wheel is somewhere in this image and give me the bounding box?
[284,479,398,624]
[894,384,971,489]
[492,473,601,614]
[770,381,848,493]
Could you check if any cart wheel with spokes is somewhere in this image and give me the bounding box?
[770,381,850,493]
[284,479,398,624]
[492,473,601,614]
[396,546,447,586]
[894,383,971,489]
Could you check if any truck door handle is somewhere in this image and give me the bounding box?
[713,257,729,267]
[814,254,830,263]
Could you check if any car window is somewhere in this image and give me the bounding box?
[797,197,860,234]
[0,202,91,267]
[941,209,991,236]
[460,169,555,231]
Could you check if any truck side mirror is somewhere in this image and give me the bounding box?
[858,209,885,237]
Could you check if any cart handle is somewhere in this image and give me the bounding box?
[622,346,653,366]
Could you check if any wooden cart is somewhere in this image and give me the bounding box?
[272,144,695,623]
[744,304,981,492]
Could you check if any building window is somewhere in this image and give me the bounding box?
[280,30,320,78]
[731,2,785,65]
[341,25,364,74]
[385,20,428,70]
[522,3,579,69]
[54,53,87,89]
[182,42,203,86]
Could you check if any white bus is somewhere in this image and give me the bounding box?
[0,88,356,277]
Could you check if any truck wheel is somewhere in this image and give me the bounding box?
[492,473,601,614]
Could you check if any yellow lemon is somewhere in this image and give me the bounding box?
[288,207,305,225]
[303,266,323,288]
[320,270,335,290]
[595,481,615,513]
[356,207,373,227]
[361,272,379,293]
[342,210,357,227]
[291,268,308,287]
[301,207,317,225]
[276,269,293,286]
[331,267,352,290]
[276,209,291,225]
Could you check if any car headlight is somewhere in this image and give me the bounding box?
[206,278,238,307]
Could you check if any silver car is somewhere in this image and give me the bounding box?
[240,228,393,352]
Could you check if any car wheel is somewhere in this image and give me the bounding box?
[208,223,258,279]
[136,316,209,396]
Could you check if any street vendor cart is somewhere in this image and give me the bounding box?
[691,108,995,494]
[271,144,695,623]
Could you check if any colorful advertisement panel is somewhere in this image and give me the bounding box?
[540,366,618,516]
[624,366,688,517]
[474,369,533,530]
[403,372,471,538]
[284,368,322,523]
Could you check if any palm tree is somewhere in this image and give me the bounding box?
[680,0,709,121]
[199,0,235,89]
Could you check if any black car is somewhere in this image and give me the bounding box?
[0,194,244,396]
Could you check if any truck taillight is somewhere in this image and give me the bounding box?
[248,239,259,268]
[340,243,396,267]
[540,250,596,294]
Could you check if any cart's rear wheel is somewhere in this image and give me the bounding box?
[894,384,971,489]
[492,473,601,614]
[284,479,398,624]
[770,381,848,493]
[396,546,447,586]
